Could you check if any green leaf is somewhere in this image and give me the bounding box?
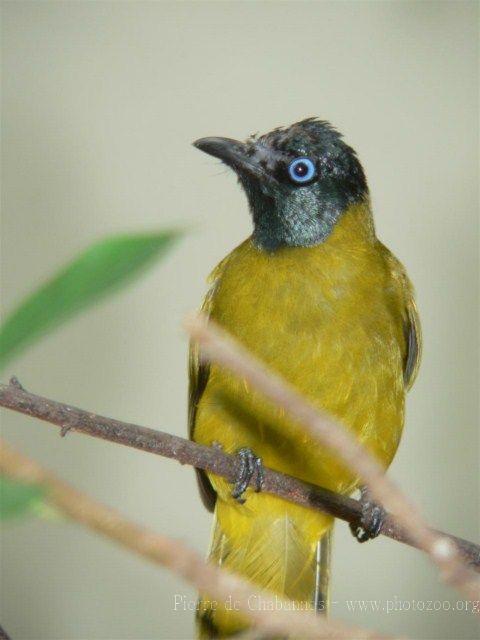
[0,230,181,370]
[0,476,45,520]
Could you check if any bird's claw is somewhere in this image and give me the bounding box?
[349,486,386,543]
[231,448,264,503]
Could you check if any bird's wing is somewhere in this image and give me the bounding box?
[379,242,422,390]
[403,295,422,390]
[189,252,235,511]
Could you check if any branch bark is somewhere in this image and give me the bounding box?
[0,625,11,640]
[0,377,479,574]
[0,438,389,640]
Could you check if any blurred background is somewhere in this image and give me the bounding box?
[1,1,478,639]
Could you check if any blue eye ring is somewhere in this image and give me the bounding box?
[288,157,316,184]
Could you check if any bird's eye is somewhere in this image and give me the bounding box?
[287,157,316,184]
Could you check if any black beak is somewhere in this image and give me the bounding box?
[193,136,266,180]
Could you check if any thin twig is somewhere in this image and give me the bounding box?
[185,314,480,602]
[0,379,479,572]
[0,439,390,640]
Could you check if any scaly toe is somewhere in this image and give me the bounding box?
[231,448,264,503]
[350,487,386,543]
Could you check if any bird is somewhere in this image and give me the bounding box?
[189,118,421,638]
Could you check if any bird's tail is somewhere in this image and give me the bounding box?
[197,498,333,638]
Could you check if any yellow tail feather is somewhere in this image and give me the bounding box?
[197,500,333,638]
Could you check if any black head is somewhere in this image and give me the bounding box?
[194,118,369,251]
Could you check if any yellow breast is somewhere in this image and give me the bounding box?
[194,203,407,497]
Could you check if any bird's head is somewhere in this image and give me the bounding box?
[194,118,370,251]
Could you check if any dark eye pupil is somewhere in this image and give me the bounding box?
[294,162,308,176]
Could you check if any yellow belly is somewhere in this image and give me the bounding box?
[194,206,407,534]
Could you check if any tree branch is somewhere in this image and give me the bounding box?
[0,438,390,640]
[0,377,479,574]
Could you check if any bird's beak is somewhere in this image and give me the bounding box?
[193,136,266,181]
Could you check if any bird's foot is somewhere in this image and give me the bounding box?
[349,486,386,543]
[231,448,264,504]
